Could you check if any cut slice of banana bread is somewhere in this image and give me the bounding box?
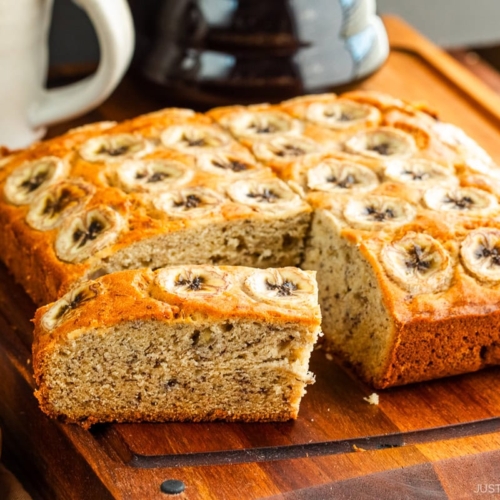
[33,265,321,427]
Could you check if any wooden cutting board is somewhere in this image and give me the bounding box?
[1,16,500,500]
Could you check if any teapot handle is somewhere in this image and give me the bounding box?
[30,0,134,128]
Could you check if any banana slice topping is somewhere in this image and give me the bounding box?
[253,136,322,163]
[307,159,379,193]
[305,99,381,129]
[343,195,416,231]
[423,187,497,215]
[161,125,231,152]
[41,282,101,331]
[244,268,317,306]
[381,233,453,295]
[222,110,301,139]
[344,128,417,160]
[197,152,257,175]
[4,156,64,205]
[26,180,94,231]
[154,188,223,219]
[227,179,299,213]
[55,206,123,263]
[460,228,500,283]
[156,266,229,298]
[384,159,457,188]
[115,159,192,193]
[80,134,151,163]
[432,122,500,177]
[433,122,492,161]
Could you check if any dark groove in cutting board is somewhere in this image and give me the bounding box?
[126,417,500,469]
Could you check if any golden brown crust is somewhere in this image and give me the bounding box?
[32,266,320,375]
[380,312,500,388]
[34,396,297,430]
[0,110,310,305]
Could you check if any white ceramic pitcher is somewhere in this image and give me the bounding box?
[0,0,134,149]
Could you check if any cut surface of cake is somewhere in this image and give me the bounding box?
[33,265,322,427]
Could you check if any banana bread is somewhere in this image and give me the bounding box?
[0,110,311,305]
[33,265,321,427]
[6,89,500,396]
[285,92,500,388]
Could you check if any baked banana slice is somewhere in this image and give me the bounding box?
[253,135,322,163]
[307,158,379,193]
[80,134,152,163]
[433,121,500,177]
[156,266,229,298]
[114,159,192,193]
[154,187,223,219]
[41,282,102,331]
[161,125,232,152]
[227,179,300,214]
[460,228,500,283]
[4,156,65,205]
[423,186,497,215]
[26,180,94,231]
[196,151,259,176]
[305,98,381,129]
[55,206,123,263]
[243,268,317,306]
[221,110,302,139]
[381,232,453,295]
[433,122,493,164]
[344,127,417,160]
[384,159,457,188]
[343,195,416,231]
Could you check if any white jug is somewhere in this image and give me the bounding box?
[0,0,134,149]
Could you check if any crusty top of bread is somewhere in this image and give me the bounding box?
[277,91,500,324]
[32,265,321,368]
[0,108,310,304]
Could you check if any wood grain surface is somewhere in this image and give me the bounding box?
[1,16,500,500]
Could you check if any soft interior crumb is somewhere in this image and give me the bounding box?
[302,210,394,385]
[363,393,379,405]
[37,316,320,425]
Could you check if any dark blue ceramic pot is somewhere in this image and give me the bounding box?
[129,0,388,107]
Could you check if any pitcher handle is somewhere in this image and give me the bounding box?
[30,0,134,128]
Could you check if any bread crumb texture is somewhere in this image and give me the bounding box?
[33,266,321,427]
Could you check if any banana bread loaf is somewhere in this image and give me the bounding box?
[284,92,500,388]
[33,265,321,427]
[6,89,500,395]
